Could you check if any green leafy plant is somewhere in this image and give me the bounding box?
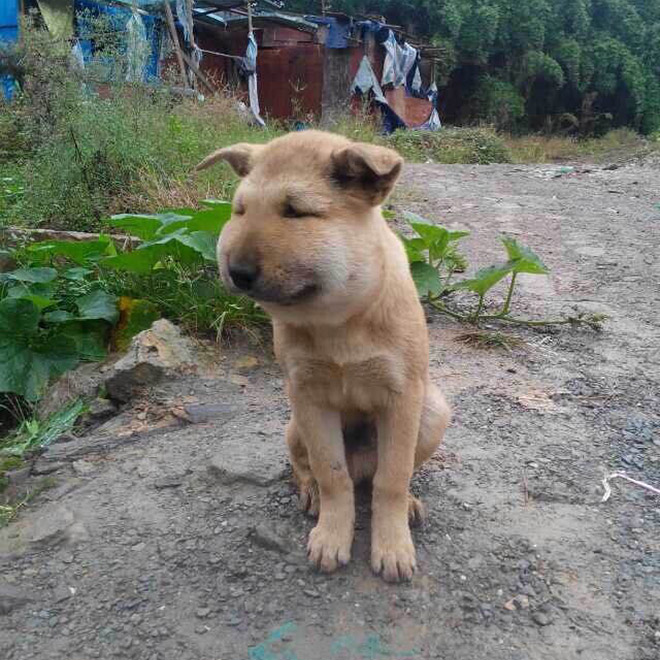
[400,211,470,298]
[0,399,86,458]
[402,212,606,330]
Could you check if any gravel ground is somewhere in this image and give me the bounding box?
[1,159,659,660]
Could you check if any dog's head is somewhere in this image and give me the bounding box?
[196,130,402,323]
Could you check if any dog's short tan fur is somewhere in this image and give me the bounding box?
[197,130,450,582]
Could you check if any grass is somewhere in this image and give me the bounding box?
[0,399,85,458]
[99,264,268,339]
[0,476,58,528]
[504,128,655,164]
[455,331,524,351]
[385,126,512,164]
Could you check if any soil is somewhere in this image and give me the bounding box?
[1,159,659,660]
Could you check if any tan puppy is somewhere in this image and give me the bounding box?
[197,130,450,582]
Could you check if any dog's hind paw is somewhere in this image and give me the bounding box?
[408,494,426,526]
[298,479,320,518]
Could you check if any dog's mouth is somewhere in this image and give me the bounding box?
[252,282,320,306]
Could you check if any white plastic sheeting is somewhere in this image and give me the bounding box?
[245,32,265,127]
[351,55,387,104]
[125,10,150,82]
[381,30,418,88]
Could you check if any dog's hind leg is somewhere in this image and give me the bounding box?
[415,383,451,470]
[286,419,320,517]
[407,384,451,525]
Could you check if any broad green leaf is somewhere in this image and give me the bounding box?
[176,231,218,262]
[410,261,443,297]
[157,208,231,235]
[454,263,513,296]
[5,283,56,310]
[28,236,116,265]
[63,266,93,280]
[0,299,78,401]
[447,230,471,241]
[6,267,57,283]
[43,310,75,323]
[59,320,109,361]
[109,214,165,240]
[0,297,40,334]
[403,210,432,225]
[410,222,450,247]
[501,236,549,275]
[400,236,426,263]
[101,244,171,274]
[75,289,119,324]
[201,199,232,209]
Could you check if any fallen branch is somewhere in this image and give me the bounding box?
[1,227,140,249]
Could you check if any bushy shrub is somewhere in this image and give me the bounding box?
[387,127,512,164]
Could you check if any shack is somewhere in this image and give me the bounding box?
[192,3,441,130]
[1,1,441,132]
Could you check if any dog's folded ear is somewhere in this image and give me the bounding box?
[195,143,264,177]
[330,143,403,206]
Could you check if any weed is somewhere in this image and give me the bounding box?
[386,127,512,164]
[455,331,524,351]
[0,399,86,457]
[0,476,58,528]
[402,212,606,330]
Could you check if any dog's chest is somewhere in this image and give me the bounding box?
[286,354,405,411]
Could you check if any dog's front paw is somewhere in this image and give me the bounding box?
[371,523,416,582]
[307,520,353,573]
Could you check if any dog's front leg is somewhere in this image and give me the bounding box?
[293,399,355,572]
[371,383,424,582]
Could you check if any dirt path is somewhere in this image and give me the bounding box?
[1,161,659,660]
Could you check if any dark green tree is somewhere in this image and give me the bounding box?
[286,0,660,133]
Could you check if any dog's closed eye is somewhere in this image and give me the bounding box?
[282,203,309,219]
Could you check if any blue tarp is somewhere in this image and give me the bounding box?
[305,15,352,49]
[0,0,19,100]
[76,0,162,82]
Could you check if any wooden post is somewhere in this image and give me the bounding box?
[163,1,189,89]
[246,0,253,33]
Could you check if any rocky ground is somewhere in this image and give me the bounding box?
[1,160,659,660]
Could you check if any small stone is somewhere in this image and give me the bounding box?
[208,445,288,487]
[31,460,63,476]
[182,403,235,425]
[153,474,184,489]
[250,524,291,554]
[87,397,117,419]
[195,607,211,619]
[72,460,97,476]
[532,611,552,626]
[513,594,530,609]
[24,504,75,547]
[233,356,259,373]
[52,585,74,603]
[0,584,36,615]
[229,374,249,387]
[303,589,320,598]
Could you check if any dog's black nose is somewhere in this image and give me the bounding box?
[229,261,259,291]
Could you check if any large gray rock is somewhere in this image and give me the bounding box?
[36,362,106,420]
[208,434,289,487]
[0,504,86,556]
[104,320,199,402]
